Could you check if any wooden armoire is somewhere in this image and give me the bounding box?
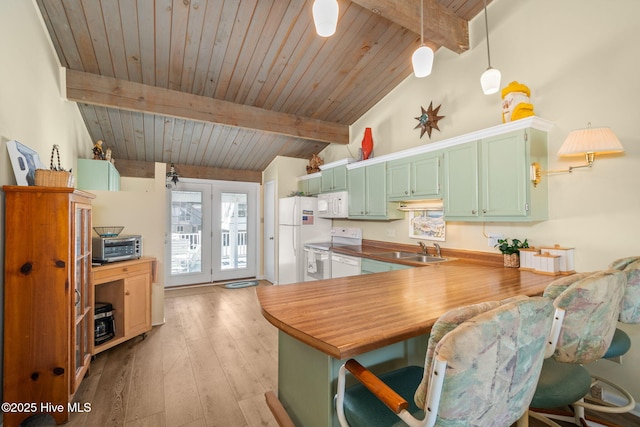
[3,186,95,426]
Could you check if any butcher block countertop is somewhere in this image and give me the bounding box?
[257,255,557,360]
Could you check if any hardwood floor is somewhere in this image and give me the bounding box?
[20,281,639,427]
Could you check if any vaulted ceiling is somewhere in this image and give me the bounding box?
[35,0,490,181]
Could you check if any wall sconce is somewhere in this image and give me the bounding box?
[312,0,339,37]
[166,163,180,188]
[531,124,624,187]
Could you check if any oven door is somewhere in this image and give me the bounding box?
[303,247,331,281]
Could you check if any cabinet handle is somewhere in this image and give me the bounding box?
[471,210,477,214]
[125,290,130,296]
[404,191,408,195]
[411,190,415,194]
[482,209,487,214]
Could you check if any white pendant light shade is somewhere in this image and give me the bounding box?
[480,67,501,95]
[312,0,339,37]
[412,45,434,78]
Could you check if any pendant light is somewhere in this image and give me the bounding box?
[312,0,339,37]
[480,0,501,94]
[412,0,434,78]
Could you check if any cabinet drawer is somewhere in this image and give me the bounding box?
[93,261,151,284]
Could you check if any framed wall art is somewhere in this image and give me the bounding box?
[409,209,445,241]
[6,140,47,186]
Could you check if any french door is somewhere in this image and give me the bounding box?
[165,179,259,287]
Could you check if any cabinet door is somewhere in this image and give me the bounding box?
[411,153,441,198]
[297,179,308,195]
[347,167,366,216]
[365,163,387,216]
[332,166,348,190]
[443,142,479,218]
[387,159,411,200]
[124,273,151,337]
[72,202,93,394]
[308,177,321,195]
[321,168,334,192]
[481,131,528,217]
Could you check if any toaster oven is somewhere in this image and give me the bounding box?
[92,235,142,263]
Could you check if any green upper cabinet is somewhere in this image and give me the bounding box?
[348,162,403,220]
[443,127,548,222]
[76,159,120,191]
[298,173,321,196]
[443,142,479,218]
[387,151,442,201]
[321,164,348,192]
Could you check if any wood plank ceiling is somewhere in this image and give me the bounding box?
[35,0,489,181]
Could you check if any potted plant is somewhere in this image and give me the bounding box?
[495,238,529,268]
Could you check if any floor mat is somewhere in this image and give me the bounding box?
[225,280,258,289]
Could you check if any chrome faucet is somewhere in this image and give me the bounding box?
[433,243,442,258]
[418,241,428,255]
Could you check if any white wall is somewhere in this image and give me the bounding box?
[0,0,95,403]
[321,0,640,406]
[91,163,167,325]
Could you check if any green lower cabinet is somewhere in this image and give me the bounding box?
[443,128,548,222]
[361,258,413,274]
[348,163,403,220]
[76,158,120,191]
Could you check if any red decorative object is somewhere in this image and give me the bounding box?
[361,127,374,160]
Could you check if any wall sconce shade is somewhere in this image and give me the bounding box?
[557,126,624,157]
[531,125,624,187]
[312,0,339,37]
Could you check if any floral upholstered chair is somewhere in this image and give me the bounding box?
[530,270,628,426]
[335,296,553,427]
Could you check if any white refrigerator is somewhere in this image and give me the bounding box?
[278,196,332,285]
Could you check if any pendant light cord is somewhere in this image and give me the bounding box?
[420,0,424,46]
[483,0,491,68]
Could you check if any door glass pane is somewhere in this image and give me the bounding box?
[170,190,203,275]
[221,193,247,270]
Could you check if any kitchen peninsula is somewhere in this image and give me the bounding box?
[257,258,557,427]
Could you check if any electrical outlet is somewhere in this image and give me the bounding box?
[488,234,504,247]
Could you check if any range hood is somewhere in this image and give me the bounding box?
[397,199,444,211]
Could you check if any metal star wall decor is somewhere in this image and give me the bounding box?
[414,101,445,139]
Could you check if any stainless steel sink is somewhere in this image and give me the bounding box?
[402,255,447,263]
[377,251,419,259]
[376,252,448,263]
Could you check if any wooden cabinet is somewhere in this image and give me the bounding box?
[92,257,156,354]
[3,186,95,426]
[297,173,321,196]
[347,162,403,220]
[77,158,120,191]
[320,164,348,192]
[387,151,442,200]
[443,128,548,222]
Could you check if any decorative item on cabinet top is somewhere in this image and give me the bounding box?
[34,144,73,187]
[414,101,445,139]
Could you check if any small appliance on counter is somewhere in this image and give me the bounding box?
[92,226,143,263]
[94,302,115,345]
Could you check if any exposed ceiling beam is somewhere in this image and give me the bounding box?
[65,69,349,145]
[351,0,469,53]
